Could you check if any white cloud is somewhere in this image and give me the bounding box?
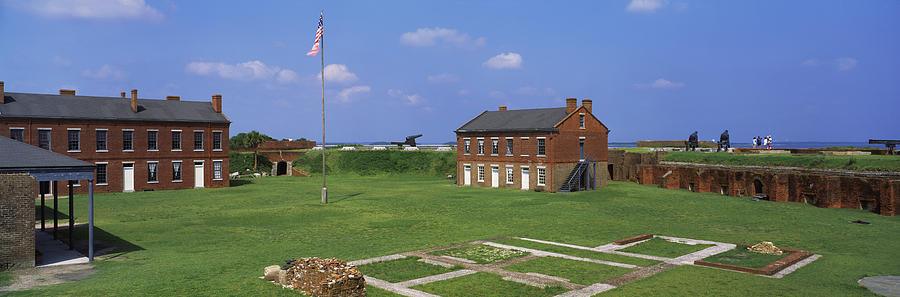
[400,27,486,48]
[82,64,126,80]
[835,57,857,71]
[483,52,523,69]
[336,85,371,103]
[427,73,459,83]
[317,64,358,84]
[634,78,685,89]
[12,0,163,20]
[626,0,667,13]
[53,56,71,67]
[387,89,424,105]
[185,60,296,84]
[802,58,820,66]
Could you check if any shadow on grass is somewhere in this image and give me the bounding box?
[53,225,144,259]
[35,204,70,222]
[329,192,364,204]
[229,179,255,187]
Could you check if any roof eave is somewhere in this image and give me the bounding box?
[455,128,559,133]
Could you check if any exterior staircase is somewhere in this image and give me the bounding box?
[558,161,590,193]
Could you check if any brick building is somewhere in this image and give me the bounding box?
[0,81,231,194]
[455,98,609,192]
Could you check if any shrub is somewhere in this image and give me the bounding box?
[293,150,455,176]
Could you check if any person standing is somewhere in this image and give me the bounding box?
[752,136,757,149]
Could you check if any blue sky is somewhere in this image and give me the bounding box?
[1,0,897,143]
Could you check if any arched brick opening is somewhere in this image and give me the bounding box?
[276,161,287,176]
[754,179,764,195]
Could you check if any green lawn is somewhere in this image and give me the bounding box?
[357,256,461,283]
[411,272,566,297]
[502,256,633,285]
[491,238,660,267]
[0,271,13,287]
[618,237,715,258]
[702,248,786,269]
[611,147,654,154]
[428,245,529,264]
[5,175,899,296]
[662,151,900,172]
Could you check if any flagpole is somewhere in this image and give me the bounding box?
[320,10,327,204]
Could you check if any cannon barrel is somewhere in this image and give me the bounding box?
[406,134,423,140]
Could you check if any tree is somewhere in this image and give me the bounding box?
[245,130,267,170]
[230,131,275,149]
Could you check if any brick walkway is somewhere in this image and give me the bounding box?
[353,235,821,296]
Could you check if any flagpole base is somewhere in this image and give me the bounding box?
[321,187,328,204]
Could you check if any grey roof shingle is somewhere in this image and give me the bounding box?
[0,136,93,169]
[0,92,230,123]
[455,107,569,133]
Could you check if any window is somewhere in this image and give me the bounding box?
[147,130,158,151]
[194,131,204,151]
[96,129,108,151]
[463,139,470,154]
[9,128,24,142]
[38,129,51,150]
[579,114,585,129]
[172,161,183,181]
[537,167,546,186]
[537,138,546,156]
[123,130,134,151]
[148,162,158,182]
[477,165,485,182]
[213,131,222,150]
[96,163,108,185]
[491,139,499,155]
[213,161,223,180]
[172,130,182,151]
[477,139,484,155]
[67,129,80,151]
[506,139,513,155]
[506,167,514,184]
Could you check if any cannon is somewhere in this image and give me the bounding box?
[391,134,422,148]
[869,139,899,155]
[685,131,698,151]
[718,130,730,152]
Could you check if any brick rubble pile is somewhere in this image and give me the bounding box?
[748,241,783,255]
[263,257,366,297]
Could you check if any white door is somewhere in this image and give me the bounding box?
[123,164,134,192]
[521,168,530,190]
[463,165,471,185]
[491,166,499,188]
[194,162,204,188]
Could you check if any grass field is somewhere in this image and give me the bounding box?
[617,237,714,258]
[412,272,566,297]
[702,248,785,269]
[357,256,461,283]
[662,151,900,172]
[503,256,633,286]
[428,245,529,264]
[5,175,899,296]
[491,238,660,267]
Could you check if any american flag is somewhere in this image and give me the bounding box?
[306,13,323,56]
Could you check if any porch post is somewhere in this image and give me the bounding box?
[40,182,45,231]
[88,179,94,261]
[68,181,74,250]
[53,181,58,239]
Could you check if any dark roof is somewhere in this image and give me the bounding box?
[455,107,569,133]
[0,92,230,123]
[0,136,93,169]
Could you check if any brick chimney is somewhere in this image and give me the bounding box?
[130,89,138,112]
[0,81,4,104]
[166,96,180,101]
[499,106,507,111]
[566,98,577,114]
[211,94,222,113]
[121,92,126,98]
[582,99,592,113]
[59,89,76,96]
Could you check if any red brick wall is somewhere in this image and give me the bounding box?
[0,174,35,268]
[0,118,229,194]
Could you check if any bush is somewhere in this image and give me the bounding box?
[293,150,456,177]
[229,151,273,174]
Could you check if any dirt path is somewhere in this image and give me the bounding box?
[0,264,95,294]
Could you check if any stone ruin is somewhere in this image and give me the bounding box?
[748,241,783,256]
[263,257,366,297]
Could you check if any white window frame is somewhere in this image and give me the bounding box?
[505,137,514,156]
[537,166,546,186]
[38,128,52,151]
[147,129,159,152]
[172,160,183,182]
[579,113,586,129]
[506,165,514,184]
[477,138,485,155]
[193,130,204,151]
[95,128,108,152]
[477,164,485,182]
[212,130,223,151]
[147,161,159,183]
[95,162,109,186]
[490,137,499,156]
[463,138,471,155]
[171,129,183,152]
[9,127,24,142]
[67,128,82,152]
[122,129,135,152]
[212,160,224,180]
[536,137,547,157]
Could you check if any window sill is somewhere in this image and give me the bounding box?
[96,150,108,153]
[537,184,546,187]
[68,150,81,153]
[172,149,182,152]
[172,180,183,183]
[506,182,514,185]
[506,154,513,156]
[147,181,159,184]
[96,183,108,186]
[536,155,546,157]
[194,149,204,152]
[491,154,499,156]
[213,149,223,152]
[579,127,585,130]
[520,155,530,157]
[477,180,485,183]
[124,150,134,152]
[213,178,223,181]
[464,153,470,155]
[149,149,159,152]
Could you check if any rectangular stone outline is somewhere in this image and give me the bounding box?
[693,243,814,276]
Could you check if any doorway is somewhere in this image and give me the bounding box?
[276,161,288,176]
[491,166,499,188]
[463,165,471,185]
[607,164,614,180]
[194,161,204,188]
[753,179,764,195]
[123,163,134,192]
[521,167,530,190]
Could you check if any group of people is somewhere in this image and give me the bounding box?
[752,135,775,149]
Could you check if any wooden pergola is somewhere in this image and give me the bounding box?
[0,136,98,261]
